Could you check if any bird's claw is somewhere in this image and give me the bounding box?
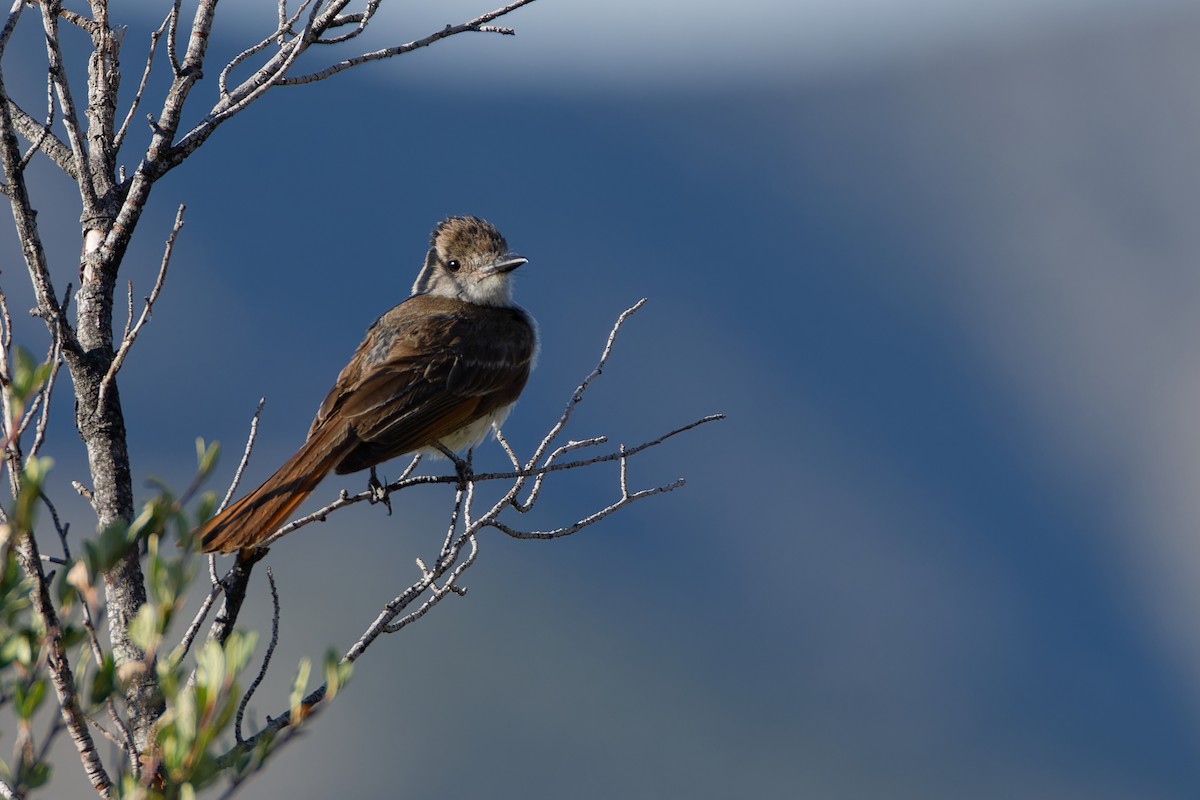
[367,467,392,516]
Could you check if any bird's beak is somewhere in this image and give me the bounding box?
[487,254,528,274]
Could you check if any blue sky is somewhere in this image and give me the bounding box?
[4,0,1200,797]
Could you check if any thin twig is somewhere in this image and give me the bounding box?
[235,567,280,744]
[26,314,63,457]
[36,0,96,209]
[222,302,723,765]
[218,0,315,99]
[43,490,140,776]
[175,579,222,664]
[277,0,536,85]
[525,299,646,474]
[84,715,124,747]
[513,436,607,512]
[97,204,184,411]
[10,530,113,796]
[315,0,382,45]
[169,0,537,168]
[220,398,266,511]
[204,549,266,649]
[491,480,685,540]
[16,74,52,170]
[115,14,170,151]
[5,99,74,178]
[166,0,182,76]
[255,414,723,548]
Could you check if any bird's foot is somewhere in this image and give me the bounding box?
[367,466,393,516]
[434,442,474,488]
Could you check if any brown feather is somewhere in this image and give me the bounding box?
[196,218,536,553]
[197,421,355,553]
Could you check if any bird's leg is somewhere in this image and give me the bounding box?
[367,466,393,516]
[434,442,474,488]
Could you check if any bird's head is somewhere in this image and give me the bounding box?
[411,216,526,307]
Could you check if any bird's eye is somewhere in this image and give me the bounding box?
[446,259,461,272]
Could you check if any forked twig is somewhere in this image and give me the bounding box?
[97,204,184,411]
[222,301,725,764]
[115,14,170,151]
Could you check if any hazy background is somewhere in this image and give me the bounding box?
[4,0,1200,797]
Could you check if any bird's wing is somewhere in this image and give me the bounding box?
[311,303,534,471]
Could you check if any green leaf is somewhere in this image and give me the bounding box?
[10,457,52,533]
[323,649,352,701]
[86,519,138,574]
[187,752,224,791]
[194,638,227,694]
[224,630,258,677]
[53,565,76,608]
[129,602,163,653]
[9,347,50,416]
[60,624,87,649]
[90,654,115,707]
[14,679,45,719]
[17,759,50,790]
[195,438,220,477]
[149,551,191,610]
[1,630,33,667]
[173,682,198,749]
[289,657,311,724]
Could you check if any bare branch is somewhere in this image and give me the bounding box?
[115,13,171,152]
[492,479,685,540]
[166,0,182,76]
[25,307,64,457]
[175,574,221,663]
[42,490,140,777]
[56,7,99,35]
[10,531,114,797]
[277,0,536,86]
[16,76,54,171]
[0,0,20,52]
[524,298,647,476]
[97,204,184,411]
[235,567,280,744]
[71,480,96,508]
[218,0,315,99]
[511,435,606,512]
[37,0,96,209]
[315,0,383,45]
[169,0,536,169]
[256,413,722,548]
[84,715,124,748]
[0,282,10,373]
[224,303,723,763]
[205,548,267,649]
[178,396,271,659]
[0,21,77,357]
[7,99,74,176]
[221,397,267,513]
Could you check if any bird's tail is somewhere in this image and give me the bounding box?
[196,423,352,554]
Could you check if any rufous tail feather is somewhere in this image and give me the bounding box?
[197,424,351,553]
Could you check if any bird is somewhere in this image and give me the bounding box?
[196,216,537,554]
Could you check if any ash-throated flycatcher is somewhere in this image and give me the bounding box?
[196,216,537,553]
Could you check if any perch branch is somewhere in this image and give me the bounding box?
[221,302,723,763]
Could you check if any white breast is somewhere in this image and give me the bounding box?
[422,402,516,456]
